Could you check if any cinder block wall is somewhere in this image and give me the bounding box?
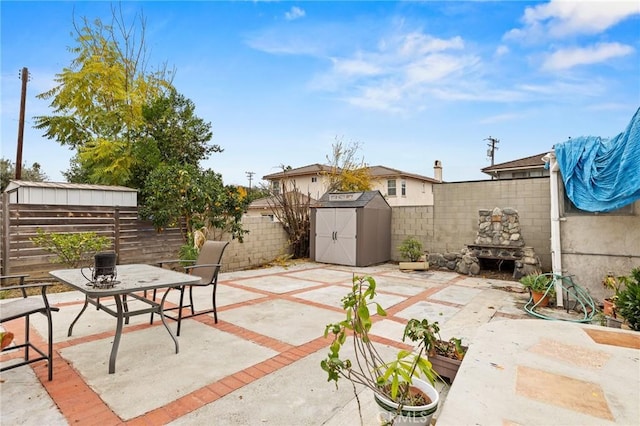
[221,216,291,272]
[390,178,552,271]
[430,178,551,270]
[390,206,434,260]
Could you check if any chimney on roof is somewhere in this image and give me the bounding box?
[434,160,443,182]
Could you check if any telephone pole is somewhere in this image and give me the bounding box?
[485,136,499,166]
[246,171,255,191]
[16,67,30,180]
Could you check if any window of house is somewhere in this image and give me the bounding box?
[387,179,396,196]
[271,180,280,195]
[401,180,406,196]
[311,177,317,183]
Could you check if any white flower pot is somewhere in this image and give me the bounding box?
[374,378,439,425]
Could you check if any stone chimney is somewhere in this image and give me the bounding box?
[434,160,442,182]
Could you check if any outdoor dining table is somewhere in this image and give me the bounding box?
[49,264,200,374]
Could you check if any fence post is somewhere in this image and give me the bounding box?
[114,206,121,260]
[1,194,8,275]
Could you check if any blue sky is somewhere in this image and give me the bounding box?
[1,1,639,187]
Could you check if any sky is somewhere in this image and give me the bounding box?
[1,1,639,187]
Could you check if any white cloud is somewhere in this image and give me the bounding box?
[321,32,478,112]
[284,6,305,21]
[495,45,509,57]
[542,42,634,70]
[506,0,639,40]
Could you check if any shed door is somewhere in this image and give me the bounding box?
[315,208,357,266]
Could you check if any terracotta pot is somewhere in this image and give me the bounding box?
[531,290,550,307]
[603,298,616,317]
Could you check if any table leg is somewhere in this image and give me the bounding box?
[68,296,90,337]
[109,295,125,374]
[160,287,180,354]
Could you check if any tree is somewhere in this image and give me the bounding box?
[129,88,220,189]
[0,159,49,191]
[139,164,248,244]
[324,137,373,192]
[267,167,311,259]
[34,5,174,186]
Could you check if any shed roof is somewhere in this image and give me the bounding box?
[312,190,390,209]
[4,180,137,193]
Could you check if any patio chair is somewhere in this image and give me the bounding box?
[152,240,229,336]
[0,274,59,381]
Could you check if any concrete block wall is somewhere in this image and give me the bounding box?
[390,206,434,261]
[221,216,291,272]
[431,178,552,270]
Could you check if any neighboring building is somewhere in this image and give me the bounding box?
[245,193,316,220]
[262,161,442,207]
[481,153,549,180]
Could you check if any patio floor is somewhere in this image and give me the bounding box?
[1,262,638,425]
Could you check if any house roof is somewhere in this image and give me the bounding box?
[263,163,438,183]
[262,164,333,180]
[248,193,317,209]
[367,165,439,183]
[481,153,548,174]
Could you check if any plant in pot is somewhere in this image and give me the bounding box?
[601,272,627,318]
[614,267,640,331]
[519,272,555,308]
[418,320,468,383]
[321,275,439,425]
[398,237,428,271]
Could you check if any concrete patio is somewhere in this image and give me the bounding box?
[1,262,639,425]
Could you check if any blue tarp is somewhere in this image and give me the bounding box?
[554,107,640,212]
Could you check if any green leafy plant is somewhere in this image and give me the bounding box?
[398,237,423,262]
[615,267,640,331]
[30,229,110,268]
[519,271,555,298]
[321,275,437,421]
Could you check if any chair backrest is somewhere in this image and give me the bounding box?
[192,240,229,284]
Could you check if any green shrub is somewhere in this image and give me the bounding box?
[398,237,423,262]
[616,267,640,331]
[30,229,110,268]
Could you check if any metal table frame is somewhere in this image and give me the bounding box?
[50,264,200,374]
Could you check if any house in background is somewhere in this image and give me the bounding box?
[261,161,442,207]
[481,152,549,180]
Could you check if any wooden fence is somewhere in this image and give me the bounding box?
[1,198,183,280]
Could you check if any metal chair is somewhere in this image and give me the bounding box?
[152,240,229,336]
[0,274,59,381]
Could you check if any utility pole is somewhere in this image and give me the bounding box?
[16,67,30,180]
[485,136,499,166]
[246,171,255,191]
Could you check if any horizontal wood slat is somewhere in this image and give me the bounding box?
[1,203,183,280]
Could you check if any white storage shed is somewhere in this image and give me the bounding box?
[4,181,137,206]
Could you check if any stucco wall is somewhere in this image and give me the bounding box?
[559,200,640,302]
[427,178,552,270]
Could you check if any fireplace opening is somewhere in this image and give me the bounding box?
[479,258,515,274]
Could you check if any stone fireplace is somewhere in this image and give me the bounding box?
[466,207,541,278]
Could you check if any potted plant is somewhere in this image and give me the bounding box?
[602,272,627,318]
[321,275,439,425]
[418,320,468,383]
[398,237,428,271]
[519,272,555,308]
[614,267,640,331]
